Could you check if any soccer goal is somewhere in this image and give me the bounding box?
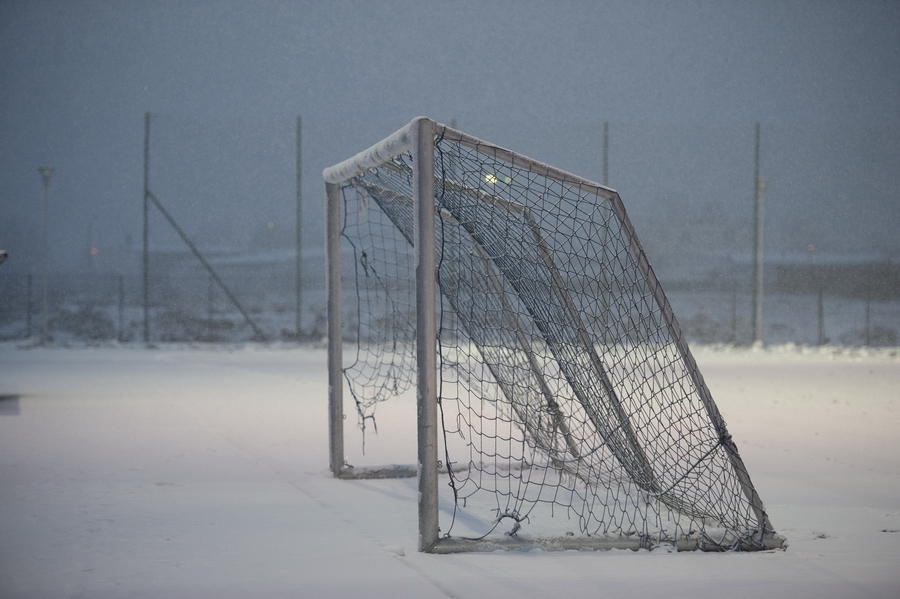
[324,117,783,553]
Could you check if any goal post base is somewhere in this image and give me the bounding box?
[430,532,787,553]
[335,464,418,480]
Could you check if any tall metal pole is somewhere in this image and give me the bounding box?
[38,167,53,345]
[143,112,151,344]
[751,123,764,344]
[600,121,610,346]
[603,121,609,187]
[296,116,303,340]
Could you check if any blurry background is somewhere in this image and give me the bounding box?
[1,0,898,345]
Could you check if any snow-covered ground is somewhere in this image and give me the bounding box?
[1,342,898,598]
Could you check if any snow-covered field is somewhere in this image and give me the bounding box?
[1,342,898,598]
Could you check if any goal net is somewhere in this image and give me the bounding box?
[324,117,783,553]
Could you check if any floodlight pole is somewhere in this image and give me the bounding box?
[39,166,53,345]
[603,121,609,187]
[296,116,303,340]
[751,123,765,345]
[143,112,151,344]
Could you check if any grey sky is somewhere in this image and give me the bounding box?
[2,0,899,273]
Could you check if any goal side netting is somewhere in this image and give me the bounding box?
[324,117,783,553]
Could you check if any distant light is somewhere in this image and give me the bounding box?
[90,247,99,255]
[267,221,275,230]
[807,244,815,251]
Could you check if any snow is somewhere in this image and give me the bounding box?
[1,342,898,598]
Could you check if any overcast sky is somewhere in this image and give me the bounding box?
[2,0,899,274]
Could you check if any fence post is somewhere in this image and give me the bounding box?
[817,285,826,345]
[143,112,151,345]
[865,287,872,346]
[296,116,303,340]
[751,123,765,345]
[118,275,125,342]
[26,274,33,338]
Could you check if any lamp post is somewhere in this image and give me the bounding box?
[296,116,303,341]
[39,166,53,345]
[751,124,768,345]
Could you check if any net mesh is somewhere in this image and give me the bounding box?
[337,126,773,550]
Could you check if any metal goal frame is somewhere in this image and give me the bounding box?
[323,117,778,553]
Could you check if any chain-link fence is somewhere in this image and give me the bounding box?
[1,119,897,346]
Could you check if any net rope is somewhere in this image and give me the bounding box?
[337,129,773,550]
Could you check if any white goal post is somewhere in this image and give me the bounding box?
[324,117,784,553]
